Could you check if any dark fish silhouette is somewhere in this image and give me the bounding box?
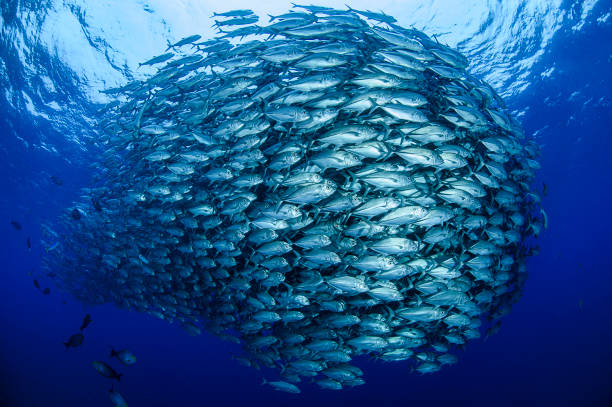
[33,279,40,289]
[80,314,92,331]
[110,348,136,365]
[109,386,128,407]
[71,209,81,220]
[50,175,63,186]
[10,220,22,230]
[26,236,31,249]
[42,288,51,295]
[91,198,102,212]
[542,182,548,196]
[92,361,122,381]
[64,333,84,350]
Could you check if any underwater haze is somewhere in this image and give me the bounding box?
[1,1,611,406]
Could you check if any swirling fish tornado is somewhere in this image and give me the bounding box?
[43,5,545,393]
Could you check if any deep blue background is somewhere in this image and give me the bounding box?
[1,3,611,407]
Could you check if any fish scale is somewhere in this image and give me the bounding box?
[44,4,543,394]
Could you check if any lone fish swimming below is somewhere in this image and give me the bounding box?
[92,361,122,382]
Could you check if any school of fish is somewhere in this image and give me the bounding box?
[42,5,545,393]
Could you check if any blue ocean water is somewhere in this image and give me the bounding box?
[0,1,611,406]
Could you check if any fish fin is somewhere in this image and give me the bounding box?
[110,348,117,359]
[341,213,350,225]
[540,208,548,229]
[378,149,393,162]
[282,282,293,295]
[273,199,283,212]
[116,373,122,382]
[344,170,357,187]
[366,103,379,117]
[362,183,370,199]
[383,305,395,319]
[64,342,69,350]
[292,249,301,261]
[475,153,485,171]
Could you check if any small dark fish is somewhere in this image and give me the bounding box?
[50,175,63,186]
[91,198,102,212]
[92,361,122,381]
[42,288,51,295]
[26,236,31,249]
[166,34,202,51]
[71,209,81,220]
[212,9,253,17]
[10,220,22,230]
[110,348,136,365]
[109,386,128,407]
[64,333,84,350]
[33,279,40,289]
[138,52,174,67]
[542,182,547,196]
[45,242,59,253]
[80,314,92,331]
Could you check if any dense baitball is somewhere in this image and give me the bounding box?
[43,5,543,392]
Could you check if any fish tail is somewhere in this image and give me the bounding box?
[63,342,69,350]
[475,153,485,171]
[540,208,548,229]
[116,373,122,382]
[109,347,117,358]
[367,103,379,117]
